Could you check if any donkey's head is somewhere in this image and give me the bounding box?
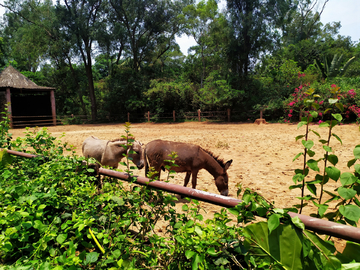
[128,140,145,169]
[214,159,233,196]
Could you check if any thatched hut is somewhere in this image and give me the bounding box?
[0,65,57,128]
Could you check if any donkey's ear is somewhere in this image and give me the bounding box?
[224,159,233,170]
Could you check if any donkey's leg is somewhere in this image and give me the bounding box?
[183,172,191,187]
[191,171,199,189]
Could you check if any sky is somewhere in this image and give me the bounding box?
[1,0,359,56]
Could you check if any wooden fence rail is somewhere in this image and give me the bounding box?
[59,109,255,124]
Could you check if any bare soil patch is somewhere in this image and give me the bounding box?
[10,121,360,252]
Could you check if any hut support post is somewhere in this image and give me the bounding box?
[50,90,56,126]
[173,110,176,122]
[227,108,231,122]
[198,109,201,122]
[5,88,13,128]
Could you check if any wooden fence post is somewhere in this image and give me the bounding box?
[147,111,150,122]
[127,112,130,123]
[198,109,201,122]
[260,109,263,119]
[173,110,176,122]
[50,90,57,126]
[5,88,13,128]
[227,108,231,122]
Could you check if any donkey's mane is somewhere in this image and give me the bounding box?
[201,147,226,168]
[110,137,136,143]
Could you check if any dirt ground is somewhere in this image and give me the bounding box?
[10,121,360,252]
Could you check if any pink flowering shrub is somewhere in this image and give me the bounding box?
[284,80,360,123]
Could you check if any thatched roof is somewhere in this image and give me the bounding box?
[0,65,55,91]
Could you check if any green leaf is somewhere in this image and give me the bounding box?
[328,98,338,104]
[194,226,203,237]
[327,154,338,166]
[112,249,121,259]
[340,172,358,186]
[228,208,239,216]
[332,133,342,144]
[192,253,201,270]
[341,242,360,263]
[244,222,303,270]
[56,233,67,244]
[307,149,315,157]
[307,159,319,172]
[185,250,196,259]
[339,205,360,222]
[268,214,280,234]
[335,103,344,112]
[0,149,13,167]
[85,252,99,265]
[297,121,307,129]
[206,247,218,256]
[293,152,303,161]
[319,122,330,128]
[111,196,124,206]
[295,135,305,141]
[291,216,305,230]
[289,184,303,190]
[306,183,317,195]
[313,202,329,217]
[311,130,320,137]
[332,113,342,121]
[310,111,318,118]
[325,166,340,181]
[338,187,357,200]
[323,145,332,152]
[355,164,360,174]
[348,159,357,168]
[292,173,304,184]
[330,120,338,128]
[354,147,360,159]
[302,140,314,150]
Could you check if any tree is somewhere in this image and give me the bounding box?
[1,0,55,72]
[183,0,219,88]
[226,0,297,78]
[55,0,106,121]
[108,0,189,72]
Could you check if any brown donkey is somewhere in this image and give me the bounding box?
[145,139,232,196]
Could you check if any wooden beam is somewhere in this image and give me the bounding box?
[50,90,56,126]
[5,88,13,128]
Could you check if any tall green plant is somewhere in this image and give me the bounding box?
[0,103,12,149]
[290,84,360,226]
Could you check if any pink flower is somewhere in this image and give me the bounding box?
[318,120,323,124]
[319,112,322,116]
[288,114,292,118]
[319,101,324,105]
[290,109,293,113]
[289,101,295,106]
[331,84,337,88]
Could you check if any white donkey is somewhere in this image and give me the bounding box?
[82,136,145,169]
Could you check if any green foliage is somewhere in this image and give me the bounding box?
[195,70,245,110]
[0,103,12,149]
[289,84,360,228]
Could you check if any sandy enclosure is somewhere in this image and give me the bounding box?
[10,122,360,251]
